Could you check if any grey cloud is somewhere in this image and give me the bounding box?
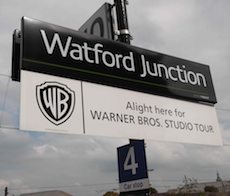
[1,0,230,195]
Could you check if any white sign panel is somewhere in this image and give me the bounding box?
[83,82,222,146]
[20,70,84,134]
[119,178,150,193]
[20,70,222,146]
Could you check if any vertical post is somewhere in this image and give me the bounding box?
[4,187,8,196]
[114,0,131,44]
[114,2,148,195]
[12,29,21,81]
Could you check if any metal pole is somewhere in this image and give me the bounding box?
[114,0,131,44]
[4,187,8,196]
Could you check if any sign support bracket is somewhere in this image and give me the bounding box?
[114,0,131,44]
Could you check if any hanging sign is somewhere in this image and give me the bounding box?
[19,17,222,145]
[117,140,149,194]
[79,3,114,40]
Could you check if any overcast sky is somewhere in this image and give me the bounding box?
[1,0,230,195]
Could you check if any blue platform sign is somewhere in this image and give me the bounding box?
[117,140,150,193]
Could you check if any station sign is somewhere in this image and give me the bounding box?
[21,17,217,103]
[19,17,222,145]
[79,3,114,40]
[117,140,149,194]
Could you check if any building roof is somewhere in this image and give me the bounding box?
[20,190,72,196]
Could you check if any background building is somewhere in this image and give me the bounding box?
[20,190,72,196]
[168,172,230,194]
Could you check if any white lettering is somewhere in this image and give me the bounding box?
[40,29,72,57]
[140,55,207,87]
[70,43,83,60]
[40,30,207,88]
[57,88,69,119]
[102,51,115,67]
[122,52,135,71]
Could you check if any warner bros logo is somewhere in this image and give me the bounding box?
[36,82,75,126]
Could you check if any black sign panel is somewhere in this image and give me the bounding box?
[117,140,148,183]
[117,140,149,194]
[21,17,217,103]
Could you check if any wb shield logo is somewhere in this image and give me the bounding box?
[36,82,75,125]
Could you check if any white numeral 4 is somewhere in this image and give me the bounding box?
[124,146,138,175]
